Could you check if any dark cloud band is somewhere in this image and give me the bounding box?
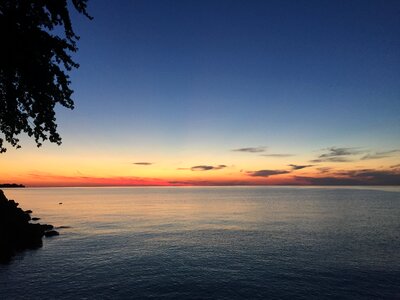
[232,147,266,153]
[248,169,289,177]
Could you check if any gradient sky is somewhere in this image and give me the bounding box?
[1,0,400,186]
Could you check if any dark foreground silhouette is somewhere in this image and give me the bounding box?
[0,183,25,188]
[0,190,58,263]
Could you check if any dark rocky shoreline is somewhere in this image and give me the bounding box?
[0,184,25,188]
[0,190,58,263]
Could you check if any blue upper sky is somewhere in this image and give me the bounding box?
[60,0,399,153]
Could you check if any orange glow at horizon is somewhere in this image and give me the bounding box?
[0,170,380,187]
[1,142,399,187]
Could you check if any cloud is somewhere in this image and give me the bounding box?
[133,162,153,165]
[341,169,400,179]
[261,154,294,157]
[320,147,362,157]
[248,169,290,177]
[232,147,266,153]
[178,165,227,171]
[361,150,400,160]
[310,147,363,163]
[310,157,351,163]
[311,147,400,163]
[288,164,314,170]
[296,169,400,185]
[317,167,332,173]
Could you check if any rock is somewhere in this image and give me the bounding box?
[59,202,63,205]
[25,210,32,214]
[44,230,59,237]
[0,192,7,204]
[31,217,40,221]
[0,190,57,263]
[41,224,54,231]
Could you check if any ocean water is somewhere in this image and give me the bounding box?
[0,186,399,299]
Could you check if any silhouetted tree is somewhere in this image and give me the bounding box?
[0,0,92,153]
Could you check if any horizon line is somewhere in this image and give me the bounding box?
[2,184,400,188]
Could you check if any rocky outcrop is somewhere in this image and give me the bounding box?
[44,230,60,237]
[0,184,25,188]
[0,190,58,263]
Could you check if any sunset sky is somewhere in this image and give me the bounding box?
[1,0,399,186]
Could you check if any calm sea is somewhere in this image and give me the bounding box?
[1,187,399,299]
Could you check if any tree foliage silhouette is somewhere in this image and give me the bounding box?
[0,0,92,153]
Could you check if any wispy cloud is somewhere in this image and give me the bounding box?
[310,147,363,163]
[361,150,400,160]
[310,157,351,163]
[288,164,314,170]
[317,167,332,174]
[248,164,314,178]
[311,147,400,163]
[248,169,290,177]
[232,147,266,153]
[192,165,227,171]
[321,147,362,157]
[261,153,294,157]
[133,162,153,165]
[179,165,227,171]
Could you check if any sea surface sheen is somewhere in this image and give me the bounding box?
[1,186,399,299]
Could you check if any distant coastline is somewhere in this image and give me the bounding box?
[0,184,25,188]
